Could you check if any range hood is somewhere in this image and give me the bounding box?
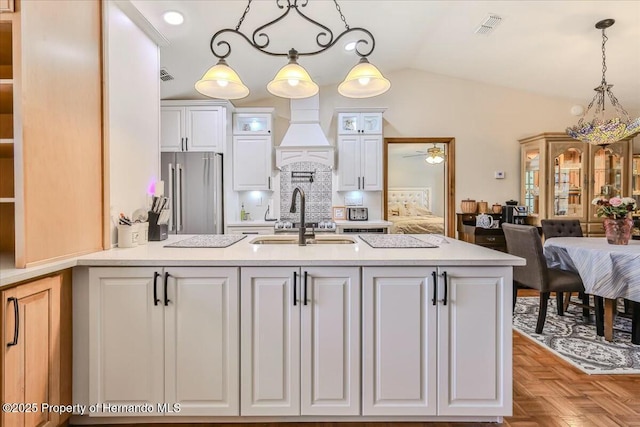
[275,94,334,169]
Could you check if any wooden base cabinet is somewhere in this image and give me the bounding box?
[240,266,360,416]
[2,275,61,427]
[88,267,239,417]
[363,267,512,417]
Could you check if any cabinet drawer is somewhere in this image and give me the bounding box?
[474,235,505,245]
[227,226,274,235]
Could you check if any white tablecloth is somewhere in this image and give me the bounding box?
[544,237,640,302]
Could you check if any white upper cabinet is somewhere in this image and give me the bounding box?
[161,101,230,153]
[338,112,383,135]
[337,110,384,191]
[232,109,274,191]
[338,134,383,191]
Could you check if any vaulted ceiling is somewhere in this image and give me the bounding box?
[132,0,640,109]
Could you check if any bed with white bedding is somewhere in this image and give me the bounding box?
[387,187,445,234]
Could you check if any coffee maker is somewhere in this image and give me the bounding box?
[503,205,528,224]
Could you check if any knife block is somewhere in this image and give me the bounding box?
[148,211,168,241]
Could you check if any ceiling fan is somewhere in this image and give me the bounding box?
[402,144,445,164]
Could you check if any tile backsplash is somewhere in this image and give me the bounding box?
[280,161,332,223]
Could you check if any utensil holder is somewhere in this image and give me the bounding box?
[148,211,168,241]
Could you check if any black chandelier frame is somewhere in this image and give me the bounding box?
[208,0,376,62]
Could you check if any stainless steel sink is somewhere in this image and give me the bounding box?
[250,235,357,245]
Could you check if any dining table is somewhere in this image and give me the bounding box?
[543,237,640,344]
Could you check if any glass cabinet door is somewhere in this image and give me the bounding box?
[633,155,640,207]
[233,114,271,134]
[523,148,541,217]
[588,143,627,219]
[338,113,360,134]
[547,142,587,222]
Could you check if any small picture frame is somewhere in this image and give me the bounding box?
[332,206,346,220]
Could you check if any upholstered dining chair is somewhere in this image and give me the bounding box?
[502,223,586,334]
[540,219,587,315]
[541,219,584,239]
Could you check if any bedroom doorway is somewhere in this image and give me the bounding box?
[384,137,455,238]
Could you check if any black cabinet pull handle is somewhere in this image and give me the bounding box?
[185,137,188,151]
[7,297,18,347]
[431,271,437,306]
[303,271,308,306]
[163,272,172,306]
[153,272,161,306]
[293,271,297,306]
[362,176,365,188]
[442,271,448,306]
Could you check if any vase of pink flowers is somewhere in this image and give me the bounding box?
[592,196,637,245]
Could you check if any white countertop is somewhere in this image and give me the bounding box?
[334,220,392,227]
[0,234,524,288]
[226,220,277,227]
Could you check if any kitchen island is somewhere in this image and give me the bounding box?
[3,234,524,425]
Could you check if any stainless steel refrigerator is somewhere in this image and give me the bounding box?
[161,152,223,234]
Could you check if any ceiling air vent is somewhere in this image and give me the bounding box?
[475,14,502,35]
[160,68,174,82]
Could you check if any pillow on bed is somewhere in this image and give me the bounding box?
[388,203,407,216]
[405,202,432,216]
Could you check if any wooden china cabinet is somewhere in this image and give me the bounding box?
[519,133,635,236]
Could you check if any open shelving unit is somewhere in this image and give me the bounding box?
[0,16,15,254]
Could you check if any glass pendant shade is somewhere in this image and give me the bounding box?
[195,59,250,100]
[338,57,391,98]
[425,155,444,164]
[267,60,319,99]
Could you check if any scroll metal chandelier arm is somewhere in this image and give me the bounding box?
[208,0,376,60]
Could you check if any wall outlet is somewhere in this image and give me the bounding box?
[255,197,263,207]
[494,171,505,179]
[345,195,363,206]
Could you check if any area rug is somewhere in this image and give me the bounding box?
[513,296,640,375]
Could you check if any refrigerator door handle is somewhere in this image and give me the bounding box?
[176,163,183,232]
[168,162,175,231]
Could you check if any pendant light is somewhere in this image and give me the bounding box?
[195,59,250,100]
[266,49,319,99]
[338,57,391,98]
[566,19,640,146]
[197,0,389,100]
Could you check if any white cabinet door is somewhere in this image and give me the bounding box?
[300,267,360,416]
[338,135,360,191]
[361,135,383,191]
[89,268,164,416]
[161,107,184,152]
[233,136,272,191]
[362,267,438,416]
[436,267,512,416]
[164,267,239,416]
[240,267,300,416]
[186,106,224,152]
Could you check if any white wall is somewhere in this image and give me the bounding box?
[237,68,640,219]
[105,1,160,246]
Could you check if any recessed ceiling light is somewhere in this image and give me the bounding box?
[163,10,184,26]
[344,41,357,52]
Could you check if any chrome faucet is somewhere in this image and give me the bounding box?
[289,187,313,246]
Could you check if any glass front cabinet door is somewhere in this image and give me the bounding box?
[547,140,588,223]
[233,113,272,135]
[588,141,633,221]
[633,154,640,207]
[520,139,546,225]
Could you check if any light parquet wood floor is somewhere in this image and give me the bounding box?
[71,293,640,427]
